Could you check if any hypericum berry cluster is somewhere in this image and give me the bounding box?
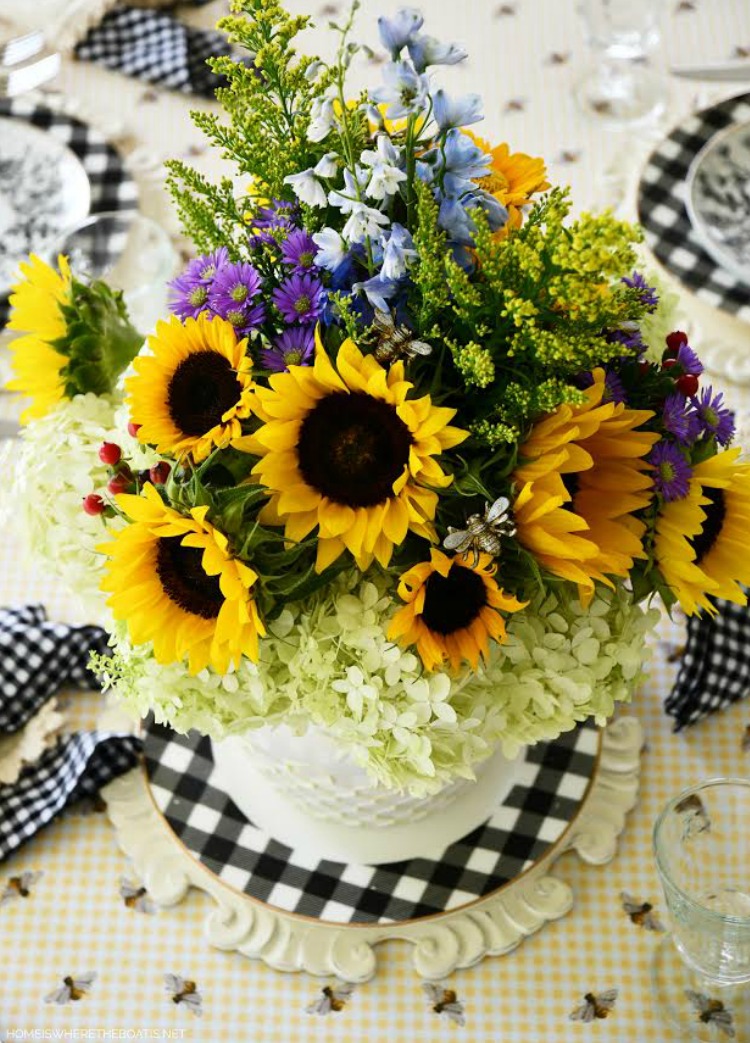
[82,434,171,517]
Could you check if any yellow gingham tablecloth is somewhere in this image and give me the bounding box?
[1,1,750,1039]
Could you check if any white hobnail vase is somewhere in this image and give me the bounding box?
[212,723,521,865]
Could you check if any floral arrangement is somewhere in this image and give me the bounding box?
[6,0,750,793]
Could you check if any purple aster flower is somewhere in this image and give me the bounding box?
[280,229,319,272]
[621,270,658,310]
[272,273,325,325]
[662,393,700,445]
[691,386,735,446]
[649,441,693,501]
[168,248,230,319]
[209,262,266,335]
[248,199,299,248]
[606,325,646,355]
[259,326,315,372]
[676,342,703,376]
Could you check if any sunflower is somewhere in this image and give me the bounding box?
[513,369,658,600]
[465,131,551,231]
[654,448,750,615]
[6,254,72,423]
[241,335,467,571]
[100,483,264,674]
[388,549,526,671]
[126,313,254,462]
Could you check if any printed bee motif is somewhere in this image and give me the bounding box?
[733,45,750,58]
[621,892,665,932]
[559,149,582,164]
[742,725,750,751]
[139,88,160,104]
[119,877,156,915]
[686,990,735,1038]
[0,871,43,907]
[675,793,711,839]
[44,973,97,1005]
[547,51,570,65]
[423,983,466,1026]
[504,97,527,113]
[494,3,517,14]
[371,310,432,365]
[306,982,355,1015]
[569,989,618,1022]
[676,1,697,10]
[444,496,515,564]
[164,974,203,1017]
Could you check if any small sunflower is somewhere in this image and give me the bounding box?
[242,336,467,571]
[513,369,658,599]
[126,313,254,462]
[6,254,72,423]
[100,483,264,674]
[388,549,526,672]
[654,448,750,615]
[466,132,551,231]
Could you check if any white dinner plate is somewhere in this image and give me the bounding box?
[685,120,750,286]
[0,116,91,296]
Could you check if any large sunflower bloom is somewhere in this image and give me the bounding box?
[242,336,467,571]
[388,549,527,672]
[126,313,254,462]
[466,131,551,231]
[654,448,750,615]
[513,369,658,600]
[6,254,71,423]
[100,483,265,674]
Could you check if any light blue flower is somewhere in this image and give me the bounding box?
[341,203,390,244]
[283,169,327,208]
[381,224,417,279]
[328,167,370,214]
[432,89,483,130]
[371,61,429,119]
[356,273,400,313]
[378,8,424,57]
[314,152,339,178]
[407,34,467,73]
[438,197,475,246]
[312,228,347,272]
[361,135,406,200]
[307,95,336,142]
[440,128,491,180]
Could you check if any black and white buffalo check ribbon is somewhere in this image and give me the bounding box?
[145,717,599,924]
[75,4,234,98]
[0,605,141,862]
[666,594,750,731]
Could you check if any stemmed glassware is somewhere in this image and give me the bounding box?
[575,0,668,126]
[653,778,750,1041]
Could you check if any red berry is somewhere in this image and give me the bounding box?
[107,473,132,495]
[127,421,141,438]
[98,441,121,466]
[676,373,699,396]
[82,493,106,516]
[149,462,171,485]
[662,358,679,371]
[665,331,688,354]
[638,360,651,375]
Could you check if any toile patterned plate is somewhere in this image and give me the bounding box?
[0,116,91,297]
[685,120,750,286]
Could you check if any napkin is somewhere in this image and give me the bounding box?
[74,2,233,98]
[0,605,141,863]
[665,593,750,730]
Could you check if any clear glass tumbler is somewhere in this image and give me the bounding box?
[653,778,750,1041]
[48,210,177,334]
[575,0,668,126]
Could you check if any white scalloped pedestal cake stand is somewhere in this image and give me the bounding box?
[101,715,644,983]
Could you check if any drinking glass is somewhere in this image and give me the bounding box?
[653,778,750,1041]
[575,0,668,126]
[48,210,177,333]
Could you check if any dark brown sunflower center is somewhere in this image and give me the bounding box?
[167,351,242,436]
[421,565,488,635]
[690,487,726,565]
[296,391,413,508]
[156,537,224,620]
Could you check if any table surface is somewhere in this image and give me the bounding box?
[2,1,750,1040]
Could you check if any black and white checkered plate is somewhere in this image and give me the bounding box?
[0,96,138,324]
[144,718,599,925]
[637,92,750,324]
